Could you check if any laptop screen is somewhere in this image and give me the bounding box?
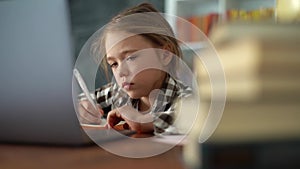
[0,0,89,145]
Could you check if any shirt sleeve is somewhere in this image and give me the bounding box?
[95,82,115,108]
[152,80,193,135]
[77,83,114,108]
[152,109,176,135]
[152,94,192,135]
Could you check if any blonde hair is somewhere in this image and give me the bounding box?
[92,3,182,80]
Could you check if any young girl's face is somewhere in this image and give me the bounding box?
[105,31,168,99]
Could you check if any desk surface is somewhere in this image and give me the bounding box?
[0,140,186,169]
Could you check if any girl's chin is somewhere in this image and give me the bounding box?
[127,94,140,99]
[126,91,144,99]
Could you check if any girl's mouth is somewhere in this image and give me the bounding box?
[122,82,134,90]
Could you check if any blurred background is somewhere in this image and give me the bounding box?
[69,1,300,169]
[68,0,164,57]
[68,0,300,57]
[1,0,298,168]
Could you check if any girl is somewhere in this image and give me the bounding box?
[78,3,192,135]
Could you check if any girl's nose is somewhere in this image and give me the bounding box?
[117,61,129,77]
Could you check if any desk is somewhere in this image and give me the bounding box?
[0,140,186,169]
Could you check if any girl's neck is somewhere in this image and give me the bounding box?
[138,73,168,112]
[139,97,151,112]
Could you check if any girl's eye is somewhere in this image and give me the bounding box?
[109,62,118,68]
[126,55,138,61]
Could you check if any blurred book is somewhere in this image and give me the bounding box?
[197,23,300,102]
[197,23,300,138]
[176,13,219,42]
[184,23,300,169]
[226,8,275,23]
[176,7,276,43]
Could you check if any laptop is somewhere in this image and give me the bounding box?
[0,0,133,146]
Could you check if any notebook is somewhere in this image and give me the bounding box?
[0,0,134,146]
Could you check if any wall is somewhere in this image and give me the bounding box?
[68,0,164,57]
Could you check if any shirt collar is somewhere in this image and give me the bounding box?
[114,74,191,112]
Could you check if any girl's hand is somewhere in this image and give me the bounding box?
[106,108,124,129]
[107,105,154,133]
[77,100,104,125]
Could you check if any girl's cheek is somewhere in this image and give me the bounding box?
[112,71,120,83]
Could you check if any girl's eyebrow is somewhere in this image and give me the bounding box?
[106,49,139,61]
[106,56,115,62]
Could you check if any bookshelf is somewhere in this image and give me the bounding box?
[165,0,277,42]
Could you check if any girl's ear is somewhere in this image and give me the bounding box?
[160,45,173,66]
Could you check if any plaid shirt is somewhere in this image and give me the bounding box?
[91,75,192,134]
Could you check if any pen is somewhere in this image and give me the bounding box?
[73,68,98,112]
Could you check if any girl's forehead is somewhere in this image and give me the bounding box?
[105,31,134,50]
[105,32,155,56]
